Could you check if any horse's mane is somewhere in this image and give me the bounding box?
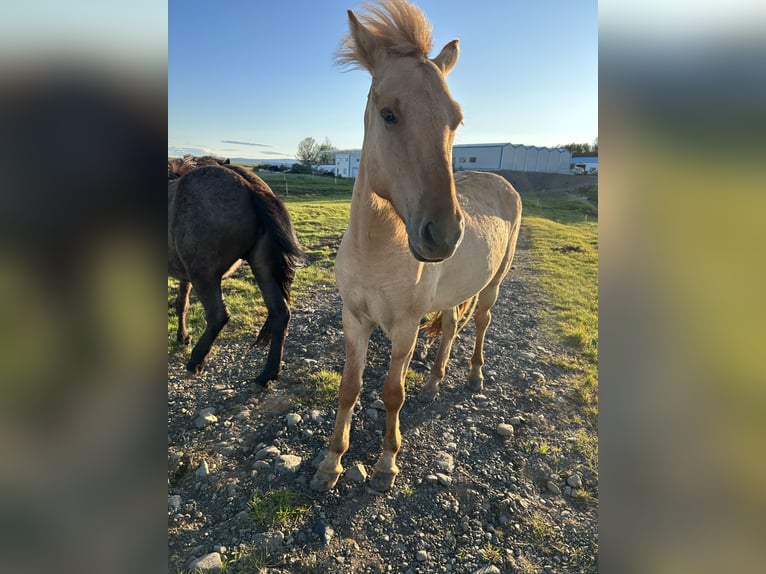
[337,0,433,69]
[168,155,229,180]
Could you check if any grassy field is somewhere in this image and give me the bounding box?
[168,171,598,423]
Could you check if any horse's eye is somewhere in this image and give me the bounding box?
[380,108,398,125]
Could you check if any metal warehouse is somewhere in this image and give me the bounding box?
[452,143,572,174]
[334,143,573,177]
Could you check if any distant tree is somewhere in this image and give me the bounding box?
[318,137,335,165]
[296,137,321,172]
[297,136,335,173]
[559,141,597,157]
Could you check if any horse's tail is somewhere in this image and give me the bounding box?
[420,296,479,342]
[225,165,305,298]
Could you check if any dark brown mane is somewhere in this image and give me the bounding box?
[168,155,230,180]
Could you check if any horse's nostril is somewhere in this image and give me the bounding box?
[421,221,436,248]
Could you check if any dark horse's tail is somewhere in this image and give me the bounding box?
[225,165,305,344]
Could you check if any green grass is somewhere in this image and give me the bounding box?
[480,542,502,563]
[248,488,309,530]
[298,369,342,406]
[520,190,598,427]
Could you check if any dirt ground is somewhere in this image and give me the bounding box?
[168,228,598,573]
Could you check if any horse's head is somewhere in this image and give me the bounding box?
[343,1,465,262]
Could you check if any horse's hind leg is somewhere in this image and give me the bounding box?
[246,250,292,388]
[418,307,458,403]
[468,283,501,391]
[175,280,192,344]
[186,278,228,375]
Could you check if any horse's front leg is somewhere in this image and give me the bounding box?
[370,325,419,492]
[310,308,373,491]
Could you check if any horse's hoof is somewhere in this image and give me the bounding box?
[310,470,341,492]
[253,371,277,388]
[177,333,191,345]
[369,470,397,492]
[186,359,204,375]
[417,385,438,403]
[467,376,483,392]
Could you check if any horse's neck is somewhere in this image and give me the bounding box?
[347,172,408,254]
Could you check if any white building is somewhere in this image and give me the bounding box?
[334,151,361,178]
[452,143,572,174]
[333,143,573,177]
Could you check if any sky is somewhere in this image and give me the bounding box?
[168,0,597,160]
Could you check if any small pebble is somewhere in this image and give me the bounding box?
[496,423,514,437]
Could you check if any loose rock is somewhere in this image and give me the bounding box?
[496,423,514,437]
[567,473,582,488]
[285,413,302,428]
[275,454,302,474]
[188,552,222,571]
[195,460,210,478]
[346,463,368,482]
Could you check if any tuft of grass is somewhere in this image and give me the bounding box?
[248,488,309,530]
[480,542,502,564]
[401,484,416,497]
[405,367,425,392]
[299,369,342,406]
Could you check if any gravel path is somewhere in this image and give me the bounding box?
[168,229,598,573]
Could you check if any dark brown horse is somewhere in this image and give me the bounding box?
[168,156,304,386]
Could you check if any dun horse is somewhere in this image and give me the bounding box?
[168,156,304,387]
[312,0,522,492]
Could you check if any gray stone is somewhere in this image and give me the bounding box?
[253,531,284,555]
[531,371,546,383]
[255,445,280,460]
[195,413,218,428]
[252,460,270,472]
[567,473,582,488]
[365,408,379,422]
[346,463,368,482]
[425,474,439,484]
[434,451,455,474]
[496,423,514,437]
[370,399,386,411]
[313,519,335,545]
[285,413,302,428]
[436,473,453,487]
[188,552,222,571]
[546,480,561,495]
[275,454,302,474]
[509,415,524,426]
[168,494,181,512]
[195,460,210,478]
[472,565,501,574]
[416,549,428,562]
[309,410,325,423]
[199,407,216,417]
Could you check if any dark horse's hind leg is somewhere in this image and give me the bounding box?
[186,278,229,375]
[247,253,291,388]
[175,280,192,344]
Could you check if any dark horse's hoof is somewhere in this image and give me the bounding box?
[177,333,191,345]
[253,371,278,388]
[185,359,204,375]
[417,384,439,403]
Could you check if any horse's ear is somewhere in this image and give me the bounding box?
[432,39,459,75]
[347,9,378,72]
